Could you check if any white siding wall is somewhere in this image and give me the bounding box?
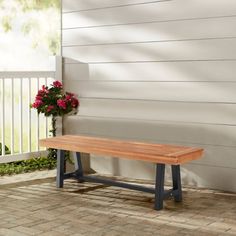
[62,0,236,192]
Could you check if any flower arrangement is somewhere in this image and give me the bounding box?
[31,80,79,117]
[31,80,79,160]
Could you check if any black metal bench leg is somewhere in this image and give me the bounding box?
[171,165,182,202]
[73,152,84,180]
[154,163,165,210]
[56,149,65,188]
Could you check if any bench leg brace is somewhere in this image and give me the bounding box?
[171,165,182,202]
[154,163,165,210]
[57,149,65,188]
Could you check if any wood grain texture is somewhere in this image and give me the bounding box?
[39,135,203,165]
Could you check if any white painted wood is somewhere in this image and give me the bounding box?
[182,163,236,192]
[1,79,5,155]
[0,68,56,162]
[0,151,47,164]
[63,38,236,63]
[65,80,236,103]
[78,98,236,125]
[63,17,236,46]
[55,56,63,82]
[64,116,236,148]
[63,0,170,13]
[19,79,23,153]
[28,78,31,153]
[36,79,39,151]
[10,79,14,154]
[64,61,236,82]
[62,0,236,29]
[0,71,55,78]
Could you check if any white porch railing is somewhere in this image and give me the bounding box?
[0,57,62,164]
[0,72,56,164]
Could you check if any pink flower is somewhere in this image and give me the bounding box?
[53,80,62,88]
[47,105,54,113]
[32,100,43,108]
[57,99,66,109]
[36,95,43,101]
[66,94,72,100]
[71,98,79,108]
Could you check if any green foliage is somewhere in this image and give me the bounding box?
[1,16,12,32]
[0,0,60,55]
[0,143,11,155]
[21,20,38,35]
[47,33,60,55]
[0,157,56,176]
[17,0,60,11]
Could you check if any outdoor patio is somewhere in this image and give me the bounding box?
[0,171,235,236]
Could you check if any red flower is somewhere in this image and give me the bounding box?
[36,95,43,100]
[66,94,72,100]
[47,105,54,113]
[71,98,79,108]
[53,80,62,88]
[57,99,66,109]
[32,100,43,108]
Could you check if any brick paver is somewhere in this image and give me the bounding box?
[0,171,236,235]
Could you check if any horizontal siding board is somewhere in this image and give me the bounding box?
[63,17,236,46]
[62,38,236,63]
[65,80,236,103]
[64,61,236,82]
[182,163,236,192]
[62,0,236,29]
[62,0,169,13]
[64,116,236,148]
[78,98,236,125]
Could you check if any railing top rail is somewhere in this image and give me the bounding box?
[0,71,55,78]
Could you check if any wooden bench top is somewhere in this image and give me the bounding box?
[39,135,203,165]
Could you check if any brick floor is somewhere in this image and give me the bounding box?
[0,171,236,235]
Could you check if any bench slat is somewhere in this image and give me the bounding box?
[39,135,203,165]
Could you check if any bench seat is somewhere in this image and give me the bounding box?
[40,135,204,210]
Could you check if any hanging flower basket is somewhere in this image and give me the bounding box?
[31,80,79,159]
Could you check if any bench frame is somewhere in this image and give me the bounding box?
[56,150,183,210]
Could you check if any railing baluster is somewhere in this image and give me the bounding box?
[36,78,39,151]
[19,78,23,153]
[0,69,56,161]
[1,79,5,156]
[28,78,31,152]
[11,78,14,154]
[45,77,48,138]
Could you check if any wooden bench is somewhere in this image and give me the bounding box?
[40,135,204,210]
